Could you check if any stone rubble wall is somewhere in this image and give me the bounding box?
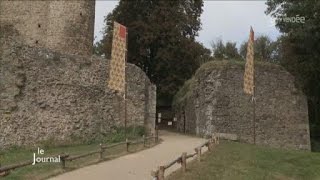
[174,61,310,150]
[0,0,95,56]
[0,34,156,149]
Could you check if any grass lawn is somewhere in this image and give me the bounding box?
[167,141,320,180]
[0,126,157,180]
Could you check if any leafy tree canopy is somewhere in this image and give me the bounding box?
[239,35,279,62]
[266,0,320,98]
[95,0,209,103]
[210,39,240,60]
[266,0,320,146]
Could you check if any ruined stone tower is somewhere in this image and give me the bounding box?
[0,0,95,56]
[0,0,157,149]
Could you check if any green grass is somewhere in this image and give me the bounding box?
[0,126,153,180]
[167,141,320,180]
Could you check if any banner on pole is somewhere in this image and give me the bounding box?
[243,27,255,95]
[108,21,127,93]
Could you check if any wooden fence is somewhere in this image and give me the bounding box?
[151,133,220,180]
[0,131,159,177]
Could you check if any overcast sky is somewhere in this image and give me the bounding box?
[94,0,280,48]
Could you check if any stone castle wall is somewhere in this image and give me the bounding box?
[0,0,95,56]
[0,26,156,149]
[174,61,310,150]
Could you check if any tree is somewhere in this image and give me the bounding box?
[225,41,239,59]
[239,35,278,62]
[211,39,240,60]
[239,41,247,60]
[93,40,105,57]
[255,35,272,61]
[97,0,207,103]
[211,39,225,59]
[266,0,320,149]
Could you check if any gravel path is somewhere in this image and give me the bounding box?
[49,131,207,180]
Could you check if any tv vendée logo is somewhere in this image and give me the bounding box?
[32,147,61,165]
[270,15,306,26]
[279,15,306,23]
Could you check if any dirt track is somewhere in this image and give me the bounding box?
[49,131,207,180]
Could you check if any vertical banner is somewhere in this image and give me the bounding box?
[243,27,255,95]
[108,21,127,93]
[243,27,256,144]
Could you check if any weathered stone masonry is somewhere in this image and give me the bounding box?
[0,0,95,56]
[174,61,310,150]
[0,35,156,149]
[0,0,156,149]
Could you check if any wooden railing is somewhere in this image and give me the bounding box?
[0,131,159,177]
[151,133,220,180]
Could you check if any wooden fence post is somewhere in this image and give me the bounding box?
[181,152,187,172]
[207,141,213,151]
[126,138,129,152]
[99,143,104,160]
[143,135,146,147]
[0,163,8,177]
[61,156,66,169]
[213,132,220,144]
[151,170,158,180]
[158,166,165,180]
[155,126,159,143]
[212,133,217,144]
[195,147,201,162]
[0,166,9,177]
